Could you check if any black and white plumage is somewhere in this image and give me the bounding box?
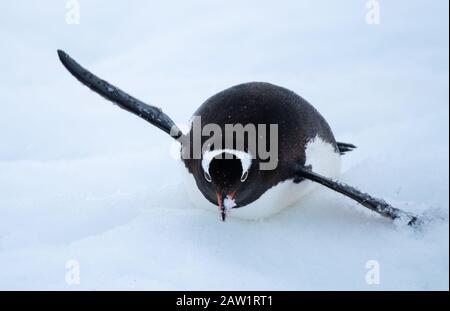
[57,50,420,226]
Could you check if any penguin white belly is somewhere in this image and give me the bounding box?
[180,135,341,220]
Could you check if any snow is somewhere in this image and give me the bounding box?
[223,197,237,210]
[0,0,448,290]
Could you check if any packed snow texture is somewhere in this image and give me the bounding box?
[0,0,448,290]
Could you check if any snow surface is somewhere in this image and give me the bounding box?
[0,0,448,290]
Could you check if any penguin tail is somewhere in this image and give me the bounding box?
[337,142,356,155]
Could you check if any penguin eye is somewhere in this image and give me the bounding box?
[204,171,212,183]
[240,171,249,182]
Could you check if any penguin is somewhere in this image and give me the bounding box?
[57,50,420,226]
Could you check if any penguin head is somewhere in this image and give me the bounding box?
[200,149,252,220]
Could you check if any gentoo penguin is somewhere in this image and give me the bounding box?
[57,50,420,226]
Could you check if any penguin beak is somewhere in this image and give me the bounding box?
[215,190,238,222]
[216,191,227,221]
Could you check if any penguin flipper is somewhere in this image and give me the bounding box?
[337,142,356,155]
[295,165,421,227]
[57,50,183,140]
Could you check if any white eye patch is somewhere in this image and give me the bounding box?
[201,149,253,181]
